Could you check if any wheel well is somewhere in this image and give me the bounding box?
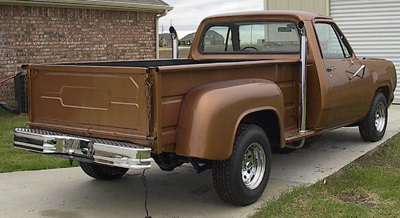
[240,110,281,151]
[377,86,389,103]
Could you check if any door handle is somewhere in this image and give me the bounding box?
[350,65,365,80]
[327,67,335,72]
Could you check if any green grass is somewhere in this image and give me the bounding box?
[0,108,78,173]
[253,134,400,218]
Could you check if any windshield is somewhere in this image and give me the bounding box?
[199,20,300,54]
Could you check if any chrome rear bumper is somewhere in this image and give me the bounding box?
[14,128,152,169]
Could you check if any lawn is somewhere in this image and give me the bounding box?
[253,134,400,218]
[0,109,78,173]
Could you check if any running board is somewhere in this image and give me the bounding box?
[284,129,315,143]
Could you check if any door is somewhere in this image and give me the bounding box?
[331,0,400,103]
[315,22,368,127]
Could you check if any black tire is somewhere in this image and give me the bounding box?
[359,92,388,142]
[79,162,128,180]
[212,124,272,206]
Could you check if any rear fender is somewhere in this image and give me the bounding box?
[175,79,284,160]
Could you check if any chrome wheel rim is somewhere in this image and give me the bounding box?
[375,102,386,133]
[241,142,266,190]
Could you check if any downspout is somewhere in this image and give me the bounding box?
[156,10,169,59]
[286,21,308,149]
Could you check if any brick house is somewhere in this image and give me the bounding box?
[0,0,172,105]
[180,32,196,45]
[159,33,172,47]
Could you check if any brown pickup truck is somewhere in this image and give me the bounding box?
[14,11,396,205]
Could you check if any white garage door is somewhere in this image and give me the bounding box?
[331,0,400,104]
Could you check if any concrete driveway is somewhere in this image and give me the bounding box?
[1,106,399,218]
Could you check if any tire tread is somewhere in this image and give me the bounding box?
[212,124,271,205]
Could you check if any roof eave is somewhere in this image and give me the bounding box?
[0,0,173,13]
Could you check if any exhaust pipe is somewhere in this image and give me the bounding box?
[286,21,308,150]
[298,21,307,134]
[169,26,179,59]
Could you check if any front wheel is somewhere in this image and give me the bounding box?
[359,92,388,142]
[79,162,128,180]
[212,124,272,206]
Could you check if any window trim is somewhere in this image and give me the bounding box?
[224,27,231,52]
[314,21,354,60]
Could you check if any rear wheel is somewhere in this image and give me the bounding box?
[79,162,128,180]
[212,124,272,206]
[359,92,388,142]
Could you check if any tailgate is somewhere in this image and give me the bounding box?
[27,65,152,140]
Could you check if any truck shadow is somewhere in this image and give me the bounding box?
[62,164,244,217]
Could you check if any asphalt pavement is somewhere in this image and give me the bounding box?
[1,105,399,218]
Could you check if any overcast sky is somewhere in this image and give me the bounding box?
[159,0,264,37]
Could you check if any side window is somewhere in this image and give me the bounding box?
[201,26,232,53]
[315,23,351,59]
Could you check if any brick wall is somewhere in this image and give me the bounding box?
[0,5,157,104]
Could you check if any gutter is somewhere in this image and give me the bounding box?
[0,0,173,13]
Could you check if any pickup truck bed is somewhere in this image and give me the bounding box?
[28,59,300,154]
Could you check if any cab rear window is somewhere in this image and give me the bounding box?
[199,21,300,54]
